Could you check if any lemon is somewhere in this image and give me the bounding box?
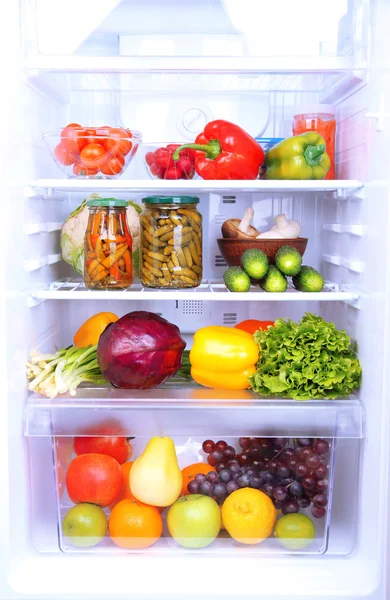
[222,488,276,545]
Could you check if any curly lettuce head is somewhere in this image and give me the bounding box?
[249,313,362,400]
[61,195,141,275]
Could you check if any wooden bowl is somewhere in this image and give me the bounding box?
[217,238,308,267]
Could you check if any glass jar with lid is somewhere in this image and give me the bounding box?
[84,198,133,290]
[140,196,202,288]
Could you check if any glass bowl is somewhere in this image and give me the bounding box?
[43,126,142,179]
[141,142,198,180]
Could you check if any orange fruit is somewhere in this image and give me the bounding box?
[181,463,216,496]
[108,498,163,549]
[222,488,276,545]
[109,462,134,510]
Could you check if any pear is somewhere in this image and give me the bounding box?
[130,437,182,507]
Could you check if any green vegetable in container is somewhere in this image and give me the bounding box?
[240,248,268,279]
[223,266,251,292]
[292,266,324,292]
[249,313,362,400]
[275,246,302,276]
[260,265,287,293]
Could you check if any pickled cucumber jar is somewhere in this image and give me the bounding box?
[84,198,133,290]
[140,196,202,288]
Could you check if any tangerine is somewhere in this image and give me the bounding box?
[181,463,216,496]
[108,498,163,549]
[222,487,276,545]
[109,462,134,510]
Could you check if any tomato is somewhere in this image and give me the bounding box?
[103,128,132,156]
[234,320,275,335]
[95,126,112,137]
[73,163,99,176]
[74,436,133,464]
[80,143,108,168]
[100,154,125,176]
[82,127,100,146]
[60,123,87,153]
[54,142,75,166]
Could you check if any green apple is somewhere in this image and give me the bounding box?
[274,513,316,550]
[63,503,107,548]
[167,494,221,549]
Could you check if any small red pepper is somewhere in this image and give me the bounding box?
[172,120,264,180]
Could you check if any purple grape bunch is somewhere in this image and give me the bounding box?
[193,437,330,518]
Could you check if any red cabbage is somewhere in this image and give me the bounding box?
[97,311,186,389]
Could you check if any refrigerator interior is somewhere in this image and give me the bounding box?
[2,0,390,598]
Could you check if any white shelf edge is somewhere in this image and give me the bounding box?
[25,55,357,74]
[29,279,360,303]
[31,179,364,194]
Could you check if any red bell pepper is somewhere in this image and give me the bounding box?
[172,120,264,180]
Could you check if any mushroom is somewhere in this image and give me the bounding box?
[221,207,260,239]
[256,214,301,239]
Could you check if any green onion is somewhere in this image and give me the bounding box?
[26,345,106,398]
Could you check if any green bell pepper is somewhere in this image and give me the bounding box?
[266,132,331,180]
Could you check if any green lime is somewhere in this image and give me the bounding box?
[274,513,316,550]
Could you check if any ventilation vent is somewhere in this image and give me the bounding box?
[222,196,236,203]
[182,300,203,315]
[214,215,227,225]
[223,312,237,325]
[215,254,227,267]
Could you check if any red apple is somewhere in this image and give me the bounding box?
[74,436,133,464]
[66,453,121,507]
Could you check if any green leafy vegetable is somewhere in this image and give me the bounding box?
[175,350,192,380]
[249,313,362,400]
[26,345,107,398]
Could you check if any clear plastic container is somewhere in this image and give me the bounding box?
[140,196,202,288]
[292,105,336,180]
[25,392,363,556]
[84,198,133,290]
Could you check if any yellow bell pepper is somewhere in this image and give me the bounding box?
[73,312,119,348]
[189,326,259,390]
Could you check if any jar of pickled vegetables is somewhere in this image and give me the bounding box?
[84,198,133,290]
[293,105,336,180]
[140,196,202,288]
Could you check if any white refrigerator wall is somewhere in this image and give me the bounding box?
[1,1,390,599]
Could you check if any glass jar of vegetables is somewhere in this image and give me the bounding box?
[140,196,202,288]
[84,198,133,290]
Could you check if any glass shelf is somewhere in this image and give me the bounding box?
[25,388,364,439]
